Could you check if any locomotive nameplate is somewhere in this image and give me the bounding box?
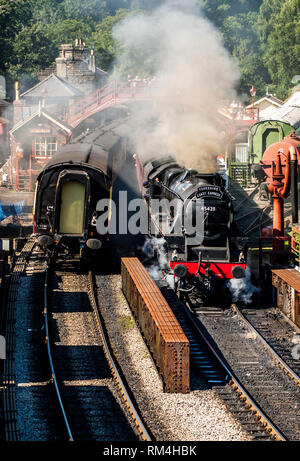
[196,185,223,199]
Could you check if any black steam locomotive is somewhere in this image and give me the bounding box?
[135,155,247,301]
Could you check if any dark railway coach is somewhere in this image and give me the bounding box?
[33,142,114,259]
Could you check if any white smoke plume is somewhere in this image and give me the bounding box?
[113,1,240,172]
[141,236,169,283]
[228,267,260,305]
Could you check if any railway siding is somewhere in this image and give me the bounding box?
[197,306,300,441]
[233,306,300,387]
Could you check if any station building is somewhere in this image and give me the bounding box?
[8,39,107,191]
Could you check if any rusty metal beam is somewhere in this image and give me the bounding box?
[121,257,190,393]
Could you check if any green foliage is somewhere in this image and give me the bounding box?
[6,23,54,81]
[201,0,262,27]
[0,0,32,71]
[129,0,164,10]
[0,0,299,102]
[61,0,109,23]
[48,19,93,46]
[258,0,300,99]
[222,11,269,98]
[90,9,132,71]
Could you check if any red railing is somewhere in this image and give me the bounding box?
[66,80,151,128]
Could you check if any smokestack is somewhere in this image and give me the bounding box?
[15,81,20,101]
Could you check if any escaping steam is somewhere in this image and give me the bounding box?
[113,1,240,172]
[141,236,170,284]
[228,268,260,305]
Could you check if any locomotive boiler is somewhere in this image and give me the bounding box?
[136,155,248,302]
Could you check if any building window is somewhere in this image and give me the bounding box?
[235,143,248,163]
[34,136,57,158]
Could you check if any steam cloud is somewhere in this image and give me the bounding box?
[141,236,175,287]
[113,1,240,172]
[228,268,260,305]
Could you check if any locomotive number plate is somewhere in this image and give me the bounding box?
[201,206,216,211]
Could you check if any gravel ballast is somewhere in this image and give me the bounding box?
[95,274,251,441]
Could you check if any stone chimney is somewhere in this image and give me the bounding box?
[56,44,74,78]
[56,40,90,79]
[74,38,89,60]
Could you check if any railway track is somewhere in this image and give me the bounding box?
[0,239,49,441]
[180,299,300,441]
[161,288,285,441]
[1,241,151,441]
[232,305,300,389]
[44,263,151,441]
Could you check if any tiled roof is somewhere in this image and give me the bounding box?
[20,74,83,98]
[10,109,72,135]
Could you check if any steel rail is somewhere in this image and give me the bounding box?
[87,271,151,442]
[183,303,287,441]
[44,267,74,441]
[1,238,37,441]
[232,304,300,388]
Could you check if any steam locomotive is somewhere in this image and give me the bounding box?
[135,155,248,302]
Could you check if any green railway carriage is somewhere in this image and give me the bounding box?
[248,120,293,164]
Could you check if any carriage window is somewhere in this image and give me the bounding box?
[234,143,248,163]
[59,181,85,234]
[34,137,57,158]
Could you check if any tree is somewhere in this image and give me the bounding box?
[258,0,300,99]
[6,24,54,83]
[61,0,109,23]
[222,12,270,98]
[201,0,263,27]
[0,0,32,72]
[48,19,93,47]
